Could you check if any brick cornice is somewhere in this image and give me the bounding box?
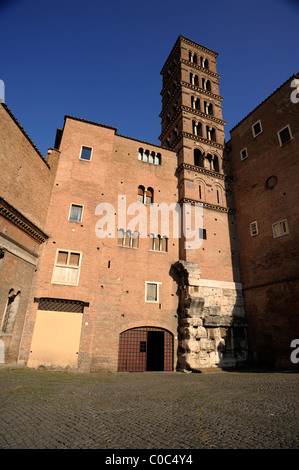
[180,81,223,101]
[177,162,227,180]
[180,58,220,79]
[179,197,234,214]
[160,81,223,119]
[181,131,225,150]
[181,105,226,125]
[0,197,48,244]
[159,106,226,141]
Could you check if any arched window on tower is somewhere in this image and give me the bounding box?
[212,155,219,172]
[194,149,202,167]
[200,57,209,69]
[191,96,200,110]
[205,153,213,170]
[202,78,211,91]
[204,101,213,116]
[189,52,198,64]
[138,148,143,160]
[192,121,202,137]
[206,126,216,142]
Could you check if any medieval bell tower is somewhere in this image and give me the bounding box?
[160,35,248,371]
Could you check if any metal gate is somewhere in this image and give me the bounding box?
[117,327,173,372]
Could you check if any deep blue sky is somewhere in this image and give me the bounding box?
[1,0,298,156]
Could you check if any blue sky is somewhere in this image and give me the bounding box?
[1,0,298,156]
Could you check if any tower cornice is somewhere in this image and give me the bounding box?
[160,35,218,76]
[181,131,225,150]
[178,197,234,214]
[180,58,220,79]
[159,106,226,141]
[176,162,227,180]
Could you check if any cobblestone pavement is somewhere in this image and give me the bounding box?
[0,367,298,450]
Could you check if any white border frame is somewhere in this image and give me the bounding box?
[240,147,248,161]
[79,145,93,162]
[272,219,289,238]
[145,281,162,303]
[68,203,84,223]
[277,125,293,146]
[250,221,258,237]
[252,120,262,138]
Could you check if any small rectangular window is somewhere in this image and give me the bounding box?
[250,221,258,236]
[69,204,83,222]
[278,125,292,146]
[199,228,207,240]
[272,219,289,238]
[145,282,160,302]
[79,146,92,161]
[252,120,262,137]
[240,148,248,161]
[140,341,146,352]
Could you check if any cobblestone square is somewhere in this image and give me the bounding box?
[0,368,298,450]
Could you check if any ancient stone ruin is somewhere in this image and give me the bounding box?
[173,260,248,371]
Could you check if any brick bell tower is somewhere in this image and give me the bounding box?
[160,35,248,371]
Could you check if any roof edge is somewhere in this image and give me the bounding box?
[229,73,299,133]
[1,103,49,167]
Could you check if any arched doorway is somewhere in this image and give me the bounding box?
[117,327,173,372]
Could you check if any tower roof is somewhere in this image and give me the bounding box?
[160,35,218,75]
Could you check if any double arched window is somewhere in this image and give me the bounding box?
[193,149,220,172]
[137,186,154,205]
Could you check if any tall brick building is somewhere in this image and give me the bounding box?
[228,74,299,368]
[1,35,298,371]
[0,103,58,363]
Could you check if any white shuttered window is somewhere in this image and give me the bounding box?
[52,250,81,286]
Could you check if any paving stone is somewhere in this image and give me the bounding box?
[0,368,298,449]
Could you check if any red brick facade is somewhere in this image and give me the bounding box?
[1,37,297,371]
[229,75,299,368]
[0,103,58,363]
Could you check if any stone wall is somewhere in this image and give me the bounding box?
[173,260,248,370]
